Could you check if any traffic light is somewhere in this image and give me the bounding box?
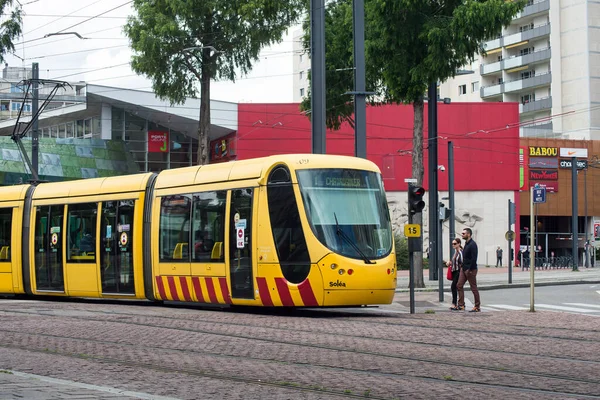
[408,184,426,215]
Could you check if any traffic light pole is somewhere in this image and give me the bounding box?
[408,211,415,314]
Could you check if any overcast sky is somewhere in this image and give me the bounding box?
[7,0,301,103]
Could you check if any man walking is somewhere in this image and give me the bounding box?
[496,246,503,267]
[455,227,480,312]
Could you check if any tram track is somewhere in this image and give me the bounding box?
[1,307,599,398]
[0,332,596,400]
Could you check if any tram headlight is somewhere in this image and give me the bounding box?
[338,269,345,275]
[330,263,338,270]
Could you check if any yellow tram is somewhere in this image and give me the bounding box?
[0,154,397,307]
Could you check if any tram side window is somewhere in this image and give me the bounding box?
[160,195,192,262]
[67,203,98,263]
[0,208,12,261]
[192,191,226,262]
[267,177,310,284]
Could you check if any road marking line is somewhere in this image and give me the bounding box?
[532,304,599,313]
[487,304,528,311]
[564,303,600,309]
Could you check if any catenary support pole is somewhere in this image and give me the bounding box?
[352,0,366,158]
[310,0,326,154]
[572,157,579,271]
[508,199,512,284]
[530,187,535,312]
[427,81,438,281]
[32,63,39,181]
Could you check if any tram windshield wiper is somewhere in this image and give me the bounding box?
[334,213,374,264]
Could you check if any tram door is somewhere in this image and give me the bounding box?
[34,205,65,292]
[100,200,135,294]
[229,188,254,299]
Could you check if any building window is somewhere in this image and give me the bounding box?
[299,54,303,63]
[471,82,479,92]
[458,85,467,95]
[521,94,535,104]
[521,70,535,80]
[11,102,21,111]
[300,88,305,97]
[299,71,303,80]
[10,83,24,93]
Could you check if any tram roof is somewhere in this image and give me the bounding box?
[154,154,381,190]
[32,172,154,200]
[0,184,30,202]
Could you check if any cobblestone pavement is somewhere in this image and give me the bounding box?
[0,297,599,400]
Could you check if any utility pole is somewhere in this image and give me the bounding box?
[32,63,39,178]
[448,141,455,260]
[310,0,326,154]
[427,81,438,280]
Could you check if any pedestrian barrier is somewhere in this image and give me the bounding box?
[521,256,573,270]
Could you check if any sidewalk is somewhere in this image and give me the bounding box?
[395,265,600,292]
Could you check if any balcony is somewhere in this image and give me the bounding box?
[515,0,550,20]
[481,83,503,98]
[504,72,552,93]
[521,122,556,138]
[481,48,551,75]
[519,96,552,114]
[482,22,550,52]
[504,22,550,47]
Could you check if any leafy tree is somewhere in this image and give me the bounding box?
[0,0,22,62]
[301,0,524,287]
[125,0,305,165]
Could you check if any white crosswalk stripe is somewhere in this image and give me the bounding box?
[533,304,600,313]
[481,303,600,314]
[564,303,600,309]
[486,304,529,311]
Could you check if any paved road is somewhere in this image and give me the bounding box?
[1,298,599,399]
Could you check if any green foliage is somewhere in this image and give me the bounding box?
[125,0,305,104]
[395,232,428,270]
[0,1,22,63]
[300,0,525,128]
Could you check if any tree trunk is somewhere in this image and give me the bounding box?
[197,51,211,166]
[412,99,425,288]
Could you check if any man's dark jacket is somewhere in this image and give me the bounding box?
[463,238,478,270]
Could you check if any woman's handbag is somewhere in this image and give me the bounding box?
[446,266,453,280]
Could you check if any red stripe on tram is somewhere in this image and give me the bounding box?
[298,279,319,307]
[205,278,219,304]
[155,277,167,300]
[179,277,192,302]
[166,276,180,301]
[191,277,205,303]
[256,277,274,307]
[275,277,295,307]
[218,277,232,304]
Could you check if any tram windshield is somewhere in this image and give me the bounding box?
[297,168,392,262]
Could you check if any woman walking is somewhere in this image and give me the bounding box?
[447,239,463,310]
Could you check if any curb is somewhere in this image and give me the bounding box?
[395,280,600,293]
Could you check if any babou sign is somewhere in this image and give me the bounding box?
[529,146,558,157]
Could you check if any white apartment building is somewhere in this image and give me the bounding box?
[292,29,310,103]
[439,0,600,140]
[0,64,86,126]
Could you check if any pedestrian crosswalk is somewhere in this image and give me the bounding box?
[483,303,600,315]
